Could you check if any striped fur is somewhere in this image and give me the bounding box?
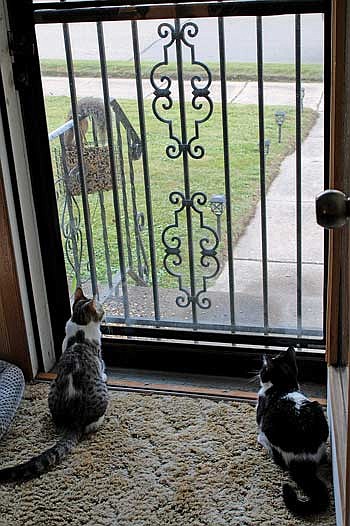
[0,288,108,483]
[0,430,81,482]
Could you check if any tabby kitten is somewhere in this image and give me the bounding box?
[256,346,329,514]
[0,287,108,482]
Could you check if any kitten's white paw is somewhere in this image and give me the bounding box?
[258,432,272,454]
[85,415,105,433]
[102,373,107,382]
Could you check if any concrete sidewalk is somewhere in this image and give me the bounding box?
[42,76,324,111]
[210,112,324,331]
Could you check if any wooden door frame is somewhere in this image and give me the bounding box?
[2,0,71,367]
[327,0,350,524]
[327,0,350,367]
[0,132,33,378]
[0,0,63,376]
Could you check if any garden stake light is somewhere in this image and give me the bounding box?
[274,110,286,143]
[209,194,226,241]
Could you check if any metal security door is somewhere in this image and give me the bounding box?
[6,0,330,375]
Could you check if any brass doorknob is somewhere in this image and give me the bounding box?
[316,189,350,229]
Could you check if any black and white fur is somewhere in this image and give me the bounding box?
[256,346,329,514]
[0,287,108,482]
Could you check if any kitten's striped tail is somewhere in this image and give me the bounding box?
[0,428,82,482]
[283,460,329,514]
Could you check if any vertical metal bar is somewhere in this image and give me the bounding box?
[175,17,197,325]
[131,20,160,321]
[59,134,81,287]
[256,16,269,333]
[115,116,133,269]
[126,130,143,280]
[62,22,99,297]
[295,14,302,335]
[96,20,129,317]
[92,108,113,289]
[98,191,113,290]
[218,17,235,329]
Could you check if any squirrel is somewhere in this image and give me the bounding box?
[64,97,108,147]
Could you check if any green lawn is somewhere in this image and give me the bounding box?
[40,59,323,83]
[45,96,318,290]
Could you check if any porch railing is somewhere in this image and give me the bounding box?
[50,97,149,303]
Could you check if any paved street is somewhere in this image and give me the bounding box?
[36,14,324,63]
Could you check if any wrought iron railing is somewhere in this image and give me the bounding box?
[35,0,329,350]
[49,97,149,302]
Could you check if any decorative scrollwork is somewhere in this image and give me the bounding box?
[60,191,83,277]
[129,129,143,160]
[180,21,213,160]
[54,147,83,281]
[150,23,179,159]
[162,191,220,310]
[152,19,219,311]
[150,19,213,161]
[135,211,150,284]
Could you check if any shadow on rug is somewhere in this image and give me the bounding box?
[0,384,335,526]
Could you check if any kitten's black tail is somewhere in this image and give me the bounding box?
[283,460,329,514]
[0,428,82,483]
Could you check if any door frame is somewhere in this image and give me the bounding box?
[2,0,71,363]
[327,0,350,524]
[0,0,65,374]
[2,0,331,379]
[0,85,36,379]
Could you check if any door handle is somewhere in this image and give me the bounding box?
[316,189,350,229]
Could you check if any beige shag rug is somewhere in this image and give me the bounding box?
[0,384,335,526]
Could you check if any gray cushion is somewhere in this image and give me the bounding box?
[0,361,25,440]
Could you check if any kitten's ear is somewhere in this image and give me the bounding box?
[87,299,97,313]
[74,287,86,302]
[285,346,298,374]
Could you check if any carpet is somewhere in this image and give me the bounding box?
[0,384,335,526]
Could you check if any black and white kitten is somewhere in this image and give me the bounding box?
[0,287,108,482]
[256,346,329,514]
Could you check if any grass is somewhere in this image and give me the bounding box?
[45,96,318,290]
[40,59,323,83]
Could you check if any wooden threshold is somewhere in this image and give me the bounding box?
[36,372,327,406]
